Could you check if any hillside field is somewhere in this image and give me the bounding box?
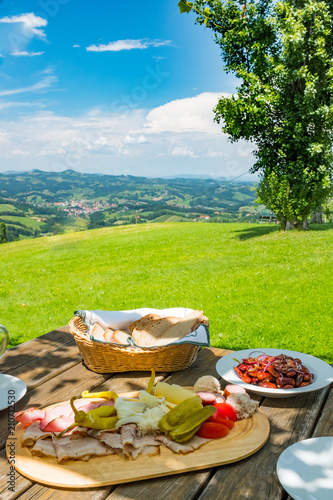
[1,222,332,363]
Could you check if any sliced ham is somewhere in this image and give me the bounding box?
[39,404,73,431]
[77,399,114,413]
[52,434,112,463]
[42,415,75,433]
[16,398,114,430]
[31,438,57,458]
[15,407,45,427]
[40,398,112,431]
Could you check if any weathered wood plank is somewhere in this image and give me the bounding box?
[0,327,72,374]
[0,449,33,500]
[105,471,212,500]
[3,343,82,391]
[313,385,333,436]
[163,347,231,387]
[195,387,330,500]
[5,483,115,500]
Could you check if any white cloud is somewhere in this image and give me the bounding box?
[206,151,229,158]
[86,39,171,52]
[170,146,198,158]
[0,100,45,110]
[0,93,255,177]
[124,134,147,144]
[0,12,47,39]
[11,51,44,57]
[144,92,229,134]
[73,44,80,48]
[0,73,57,96]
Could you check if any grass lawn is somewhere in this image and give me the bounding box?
[0,222,332,363]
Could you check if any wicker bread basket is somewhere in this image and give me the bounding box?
[69,315,207,373]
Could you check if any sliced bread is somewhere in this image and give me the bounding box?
[113,330,132,345]
[103,329,132,345]
[128,313,161,333]
[131,316,183,347]
[90,322,106,340]
[150,310,205,346]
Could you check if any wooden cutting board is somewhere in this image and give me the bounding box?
[7,391,270,489]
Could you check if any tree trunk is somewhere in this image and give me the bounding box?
[310,210,323,224]
[302,219,309,231]
[285,220,297,230]
[284,219,309,231]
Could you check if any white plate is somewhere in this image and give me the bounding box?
[0,374,27,411]
[276,437,333,500]
[216,348,333,398]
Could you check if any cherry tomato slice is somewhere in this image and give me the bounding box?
[196,422,230,439]
[214,402,237,422]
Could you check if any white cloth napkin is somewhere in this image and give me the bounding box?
[75,307,210,348]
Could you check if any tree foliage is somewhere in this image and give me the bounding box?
[0,221,7,243]
[179,0,333,229]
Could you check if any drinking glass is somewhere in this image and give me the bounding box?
[0,325,9,359]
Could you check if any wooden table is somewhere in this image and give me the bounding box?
[0,327,332,500]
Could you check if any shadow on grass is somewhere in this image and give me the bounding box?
[234,224,279,240]
[235,222,333,240]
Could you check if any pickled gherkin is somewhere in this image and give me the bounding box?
[169,406,216,443]
[158,396,217,443]
[159,396,203,432]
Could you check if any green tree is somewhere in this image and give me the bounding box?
[0,222,7,243]
[179,0,333,229]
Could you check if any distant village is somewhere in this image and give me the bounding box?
[35,199,116,217]
[31,199,241,221]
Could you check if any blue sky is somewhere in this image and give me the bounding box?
[0,0,255,179]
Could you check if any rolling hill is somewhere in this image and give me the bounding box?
[0,170,270,241]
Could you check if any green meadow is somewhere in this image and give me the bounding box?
[1,222,332,363]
